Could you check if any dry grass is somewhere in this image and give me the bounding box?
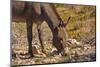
[11,4,96,66]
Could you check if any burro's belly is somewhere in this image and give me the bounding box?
[12,1,25,12]
[12,12,43,25]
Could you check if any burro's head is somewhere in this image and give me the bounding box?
[57,16,71,55]
[58,16,71,43]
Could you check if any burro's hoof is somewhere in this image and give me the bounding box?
[19,53,34,59]
[61,47,69,56]
[61,51,67,56]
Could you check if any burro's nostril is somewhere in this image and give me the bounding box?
[59,38,63,41]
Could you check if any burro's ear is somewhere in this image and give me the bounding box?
[58,16,71,28]
[63,16,71,27]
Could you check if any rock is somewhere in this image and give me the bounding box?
[66,38,81,48]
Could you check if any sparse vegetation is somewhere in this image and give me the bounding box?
[11,3,96,66]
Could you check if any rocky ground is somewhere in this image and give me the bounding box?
[11,4,96,66]
[11,22,96,66]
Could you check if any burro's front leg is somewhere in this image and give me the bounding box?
[26,19,34,57]
[25,2,34,57]
[37,24,46,56]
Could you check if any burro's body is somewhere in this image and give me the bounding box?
[12,1,70,57]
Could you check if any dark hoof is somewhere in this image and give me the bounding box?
[48,51,60,56]
[61,51,67,56]
[19,53,34,59]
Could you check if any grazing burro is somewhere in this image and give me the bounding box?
[12,1,71,57]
